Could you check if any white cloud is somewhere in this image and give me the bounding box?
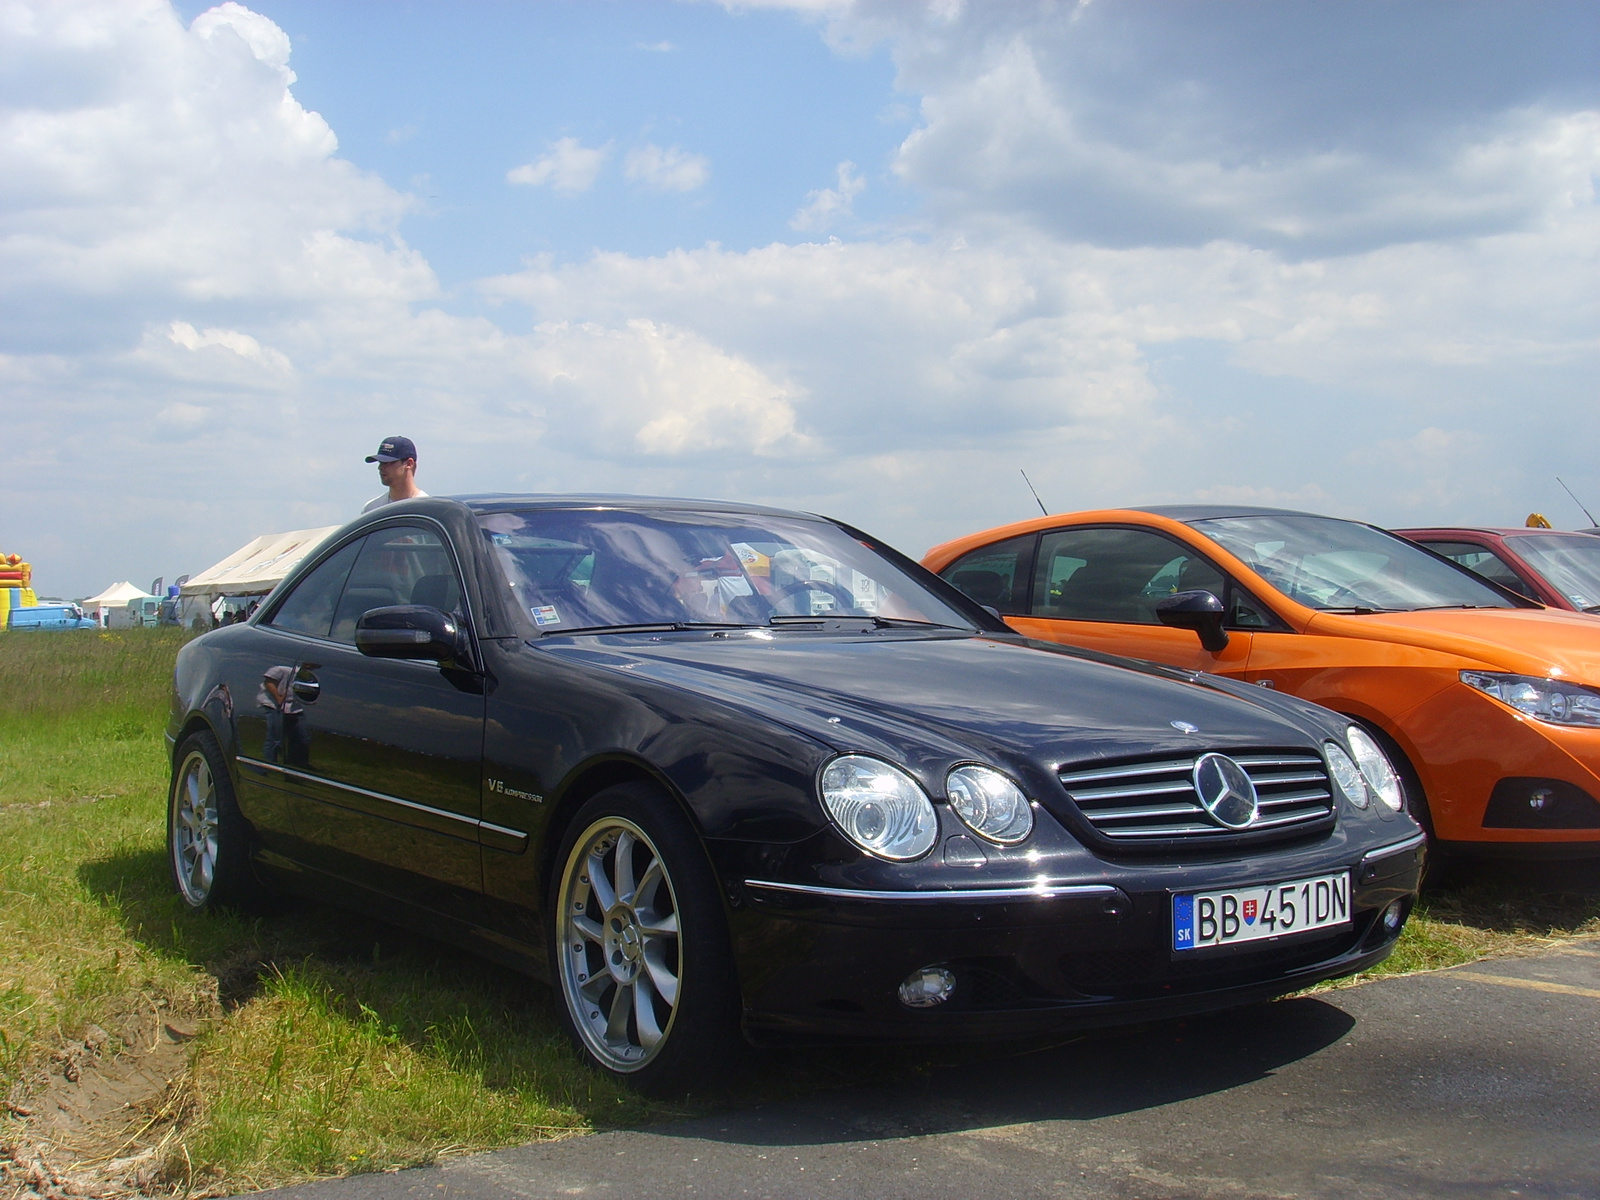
[506,137,611,195]
[0,0,428,314]
[623,143,709,193]
[522,319,810,459]
[790,160,865,231]
[3,0,1598,601]
[817,2,1600,255]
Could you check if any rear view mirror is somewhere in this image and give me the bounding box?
[1156,590,1230,653]
[355,605,468,665]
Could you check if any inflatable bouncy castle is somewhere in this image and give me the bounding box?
[0,553,39,627]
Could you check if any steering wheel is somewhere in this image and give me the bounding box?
[768,579,860,617]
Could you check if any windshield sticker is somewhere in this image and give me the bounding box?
[531,604,562,626]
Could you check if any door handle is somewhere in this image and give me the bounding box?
[291,677,321,701]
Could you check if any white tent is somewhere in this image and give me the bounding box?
[80,580,159,628]
[81,581,151,608]
[180,526,341,600]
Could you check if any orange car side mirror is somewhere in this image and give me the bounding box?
[1156,590,1230,654]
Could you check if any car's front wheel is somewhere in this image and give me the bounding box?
[550,783,739,1094]
[168,730,266,912]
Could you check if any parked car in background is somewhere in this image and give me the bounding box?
[926,506,1600,865]
[1396,527,1600,615]
[166,495,1422,1092]
[6,602,98,631]
[107,595,161,629]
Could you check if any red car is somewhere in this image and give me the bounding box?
[1397,527,1600,615]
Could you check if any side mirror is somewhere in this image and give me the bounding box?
[1155,590,1231,653]
[355,605,468,665]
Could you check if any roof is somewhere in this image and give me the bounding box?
[449,493,812,520]
[81,581,154,607]
[180,526,341,596]
[1397,526,1600,539]
[1133,504,1319,522]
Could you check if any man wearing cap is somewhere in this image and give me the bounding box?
[363,436,429,512]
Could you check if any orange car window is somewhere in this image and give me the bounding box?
[1193,514,1516,612]
[1032,527,1227,625]
[938,534,1035,614]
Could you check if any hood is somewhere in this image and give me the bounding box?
[540,630,1331,788]
[1306,607,1600,682]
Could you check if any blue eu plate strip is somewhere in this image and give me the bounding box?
[1173,894,1195,951]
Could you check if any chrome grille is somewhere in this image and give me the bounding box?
[1058,751,1334,842]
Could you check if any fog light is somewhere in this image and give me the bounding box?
[1529,788,1554,812]
[1381,901,1405,933]
[899,965,956,1008]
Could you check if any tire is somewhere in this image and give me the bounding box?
[168,730,267,912]
[548,782,740,1095]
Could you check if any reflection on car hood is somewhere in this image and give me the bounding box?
[540,631,1329,776]
[1305,607,1600,683]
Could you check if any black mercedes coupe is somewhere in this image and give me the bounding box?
[166,495,1424,1091]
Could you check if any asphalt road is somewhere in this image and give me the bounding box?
[258,940,1600,1200]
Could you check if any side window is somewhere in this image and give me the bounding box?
[938,535,1035,614]
[1420,541,1534,599]
[1229,589,1277,630]
[266,538,366,640]
[1032,528,1227,625]
[330,525,464,644]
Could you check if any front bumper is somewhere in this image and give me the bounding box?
[728,833,1423,1043]
[1406,684,1600,846]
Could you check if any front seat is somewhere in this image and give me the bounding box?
[410,573,462,614]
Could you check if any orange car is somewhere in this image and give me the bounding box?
[924,505,1600,861]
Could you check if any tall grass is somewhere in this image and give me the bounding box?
[0,630,656,1194]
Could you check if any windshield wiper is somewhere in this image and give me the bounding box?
[866,616,966,630]
[1317,606,1392,615]
[543,621,756,636]
[1408,604,1503,611]
[766,614,965,631]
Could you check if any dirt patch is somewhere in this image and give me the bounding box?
[1,1004,210,1200]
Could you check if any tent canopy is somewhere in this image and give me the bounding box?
[82,581,155,607]
[180,526,340,598]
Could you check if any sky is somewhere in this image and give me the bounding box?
[3,0,1598,599]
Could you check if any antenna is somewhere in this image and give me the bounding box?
[1557,477,1598,527]
[1019,469,1049,517]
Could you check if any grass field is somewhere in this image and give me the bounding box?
[1,630,1597,1196]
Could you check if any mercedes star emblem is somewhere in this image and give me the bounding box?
[1192,752,1260,829]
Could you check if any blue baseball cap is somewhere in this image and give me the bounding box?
[365,436,417,463]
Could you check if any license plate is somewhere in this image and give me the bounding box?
[1173,871,1351,952]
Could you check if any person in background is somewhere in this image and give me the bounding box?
[363,436,428,512]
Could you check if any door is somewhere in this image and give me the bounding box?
[233,534,368,861]
[263,522,487,917]
[1004,525,1261,676]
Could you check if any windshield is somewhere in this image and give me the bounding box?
[479,508,975,633]
[1189,515,1517,612]
[1512,535,1600,612]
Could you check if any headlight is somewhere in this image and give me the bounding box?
[945,765,1034,844]
[1325,742,1368,809]
[820,756,938,861]
[1346,726,1403,812]
[1460,670,1600,729]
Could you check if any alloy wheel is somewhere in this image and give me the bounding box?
[172,749,220,906]
[557,818,682,1072]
